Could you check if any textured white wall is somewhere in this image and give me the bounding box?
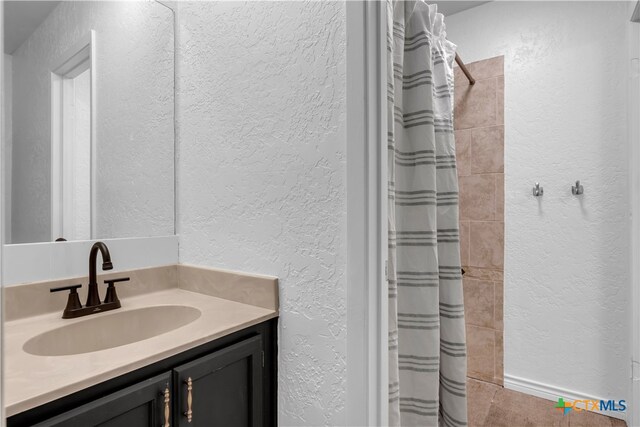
[70,70,91,240]
[0,5,4,416]
[630,4,640,424]
[3,53,11,244]
[175,2,347,425]
[10,1,174,243]
[446,1,630,403]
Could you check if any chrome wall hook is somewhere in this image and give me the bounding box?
[532,182,543,197]
[572,180,584,195]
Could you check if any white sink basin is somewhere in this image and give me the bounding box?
[23,305,202,356]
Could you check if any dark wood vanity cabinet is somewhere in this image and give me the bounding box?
[8,319,277,427]
[174,335,263,427]
[33,373,172,427]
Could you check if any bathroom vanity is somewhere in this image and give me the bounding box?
[4,265,279,427]
[3,3,279,426]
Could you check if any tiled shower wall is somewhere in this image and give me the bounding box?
[454,56,505,386]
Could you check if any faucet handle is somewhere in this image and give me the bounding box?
[103,277,129,305]
[104,277,130,285]
[50,284,83,318]
[50,284,82,293]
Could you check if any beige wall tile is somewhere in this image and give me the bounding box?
[464,267,503,281]
[460,220,470,266]
[494,280,504,331]
[470,221,504,269]
[463,278,494,328]
[454,78,497,130]
[455,130,472,176]
[472,126,504,174]
[496,174,504,222]
[467,325,496,382]
[497,75,504,125]
[460,174,496,221]
[495,330,504,385]
[455,56,504,85]
[455,55,505,392]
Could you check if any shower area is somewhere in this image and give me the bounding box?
[387,1,633,426]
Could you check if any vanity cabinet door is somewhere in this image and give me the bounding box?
[174,335,263,427]
[34,373,172,427]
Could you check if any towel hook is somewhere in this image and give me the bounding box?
[572,180,584,195]
[532,182,543,197]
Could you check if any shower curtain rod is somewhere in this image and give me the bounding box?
[455,53,475,85]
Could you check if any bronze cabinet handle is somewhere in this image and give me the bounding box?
[163,386,170,427]
[184,377,193,423]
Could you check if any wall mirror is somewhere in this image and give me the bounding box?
[2,0,175,244]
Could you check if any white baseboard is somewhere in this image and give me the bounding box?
[504,374,627,422]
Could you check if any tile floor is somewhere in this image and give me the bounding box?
[468,379,628,427]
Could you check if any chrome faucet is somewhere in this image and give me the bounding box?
[87,242,113,307]
[50,241,129,318]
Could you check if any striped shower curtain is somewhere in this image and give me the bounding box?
[387,2,468,426]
